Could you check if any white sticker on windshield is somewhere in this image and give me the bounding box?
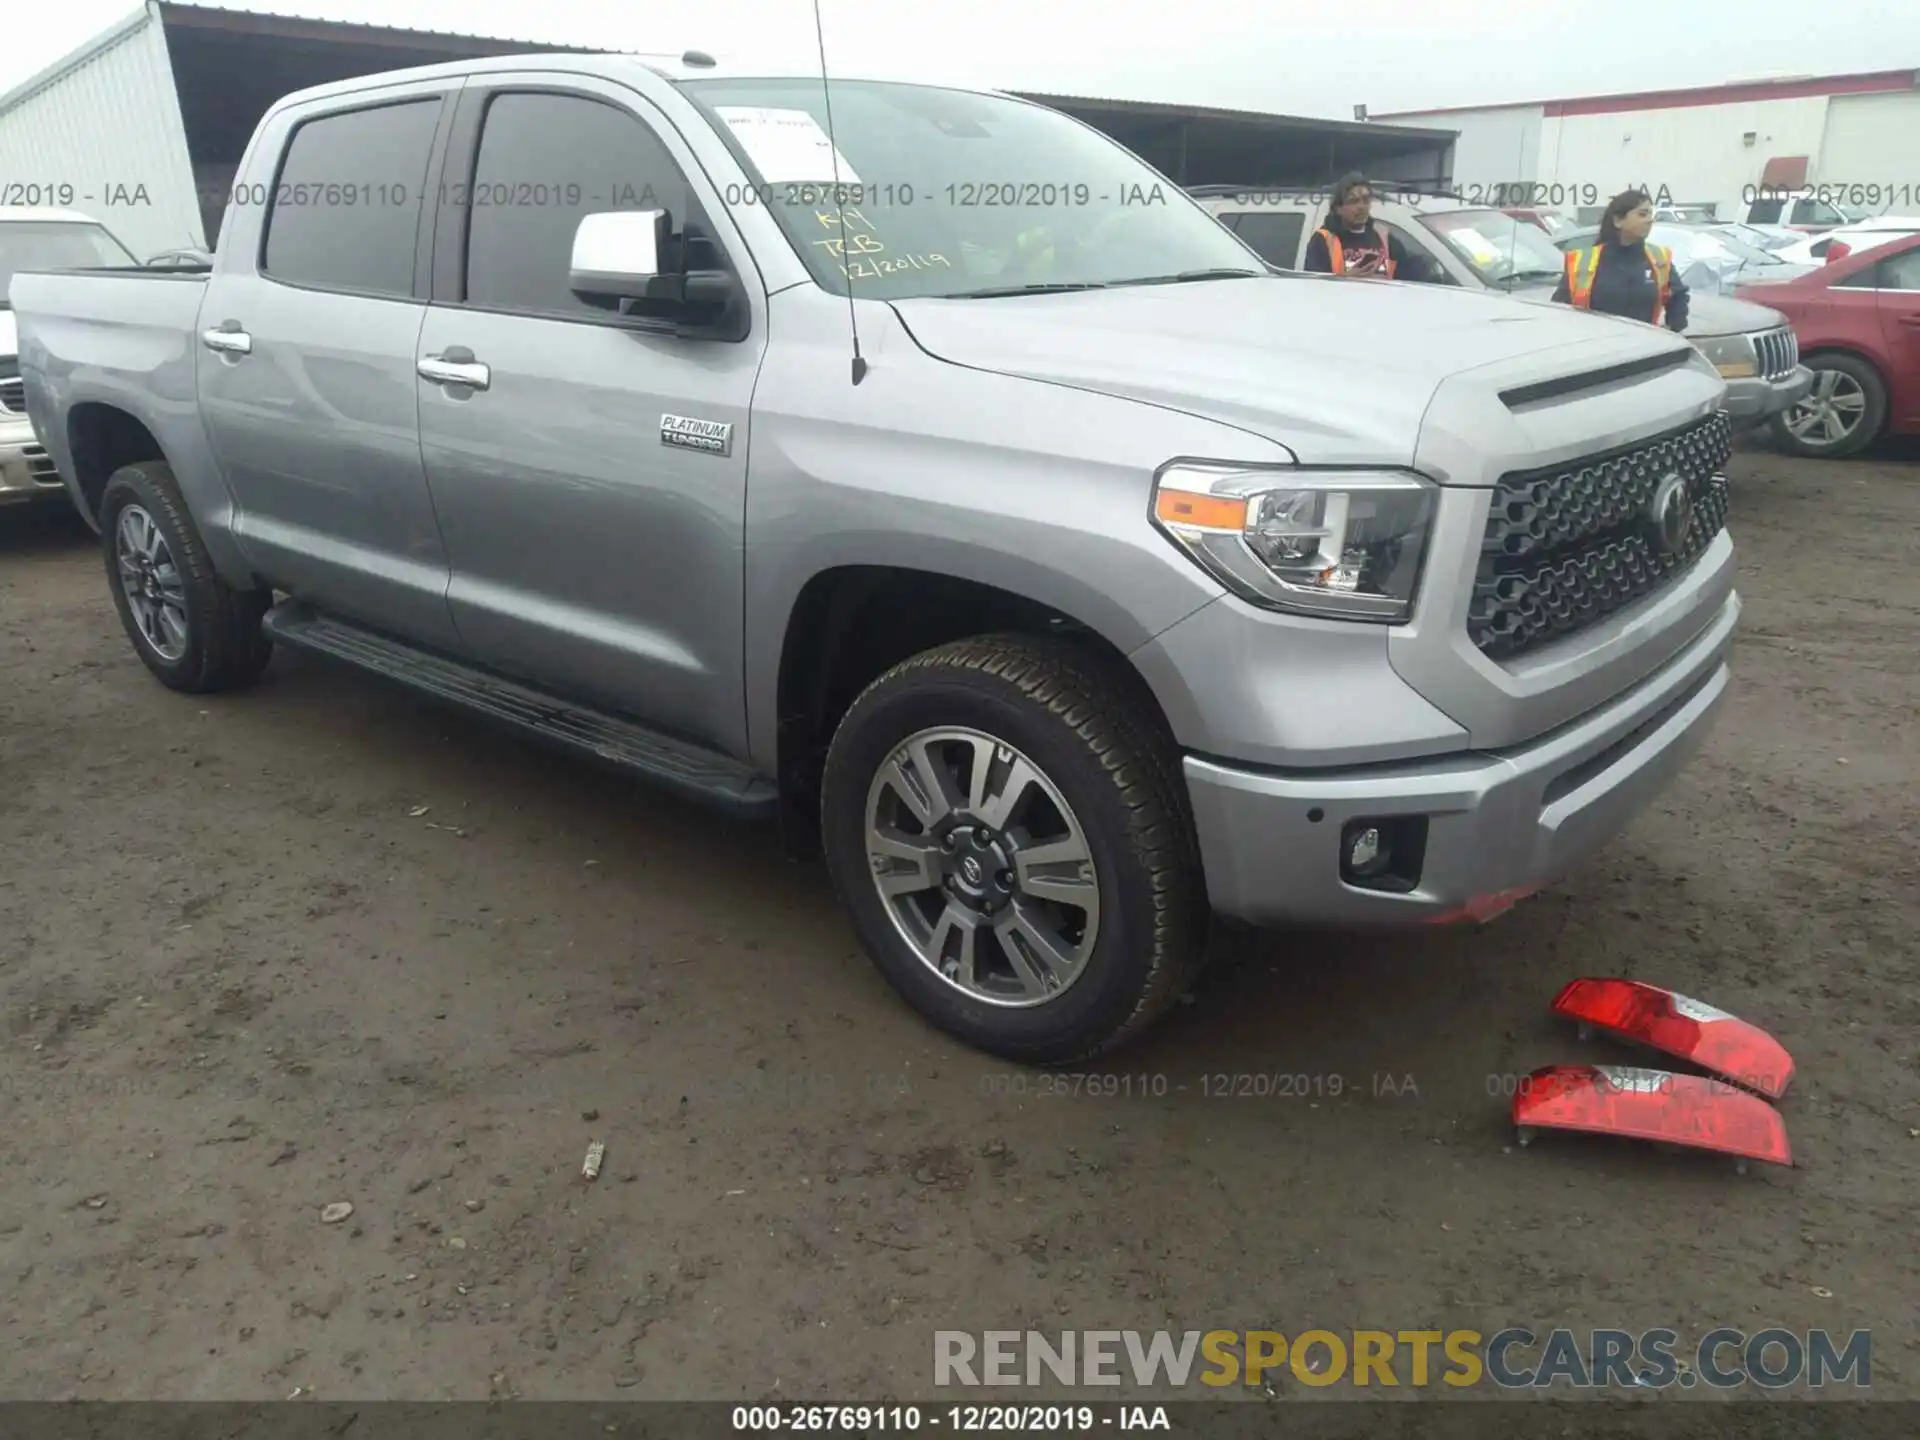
[1449,227,1501,262]
[714,106,862,186]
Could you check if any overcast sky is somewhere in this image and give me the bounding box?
[6,0,1919,119]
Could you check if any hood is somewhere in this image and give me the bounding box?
[888,275,1680,467]
[1679,290,1789,336]
[0,308,16,360]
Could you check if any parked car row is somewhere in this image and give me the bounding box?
[1192,188,1815,434]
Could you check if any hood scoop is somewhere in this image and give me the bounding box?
[1500,348,1693,411]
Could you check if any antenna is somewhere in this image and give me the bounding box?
[810,0,867,384]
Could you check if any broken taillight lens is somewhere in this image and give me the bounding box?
[1512,1065,1792,1166]
[1551,977,1794,1098]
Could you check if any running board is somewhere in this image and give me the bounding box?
[262,602,777,819]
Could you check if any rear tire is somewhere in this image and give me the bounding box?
[1769,354,1886,459]
[100,460,272,693]
[821,633,1208,1065]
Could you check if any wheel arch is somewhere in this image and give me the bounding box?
[770,564,1182,859]
[65,402,168,527]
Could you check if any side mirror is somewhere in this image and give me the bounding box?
[569,210,672,301]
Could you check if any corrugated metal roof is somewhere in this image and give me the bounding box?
[1018,89,1458,140]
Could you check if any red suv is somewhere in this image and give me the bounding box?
[1738,233,1920,458]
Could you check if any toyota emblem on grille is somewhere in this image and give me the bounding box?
[1649,472,1694,554]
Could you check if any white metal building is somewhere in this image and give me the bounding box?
[0,3,593,259]
[1374,70,1920,224]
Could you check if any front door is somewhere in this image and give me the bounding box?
[415,79,766,755]
[197,84,463,651]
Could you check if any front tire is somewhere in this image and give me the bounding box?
[100,460,273,692]
[821,634,1207,1065]
[1770,355,1886,459]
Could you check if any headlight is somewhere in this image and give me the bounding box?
[1150,462,1436,621]
[1692,332,1757,379]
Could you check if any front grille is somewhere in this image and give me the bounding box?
[1469,411,1732,661]
[24,445,60,485]
[0,378,23,415]
[1754,327,1798,381]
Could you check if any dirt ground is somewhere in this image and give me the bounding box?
[1,439,1915,1405]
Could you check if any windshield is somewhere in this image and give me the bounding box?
[0,220,137,301]
[1717,221,1794,253]
[675,78,1263,298]
[1649,224,1776,268]
[1417,208,1568,284]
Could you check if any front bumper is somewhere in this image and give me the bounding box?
[1185,589,1738,927]
[0,415,63,505]
[1722,365,1812,423]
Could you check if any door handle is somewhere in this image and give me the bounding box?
[201,324,252,355]
[418,346,490,391]
[1898,315,1920,328]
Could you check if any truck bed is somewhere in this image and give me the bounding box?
[8,267,213,526]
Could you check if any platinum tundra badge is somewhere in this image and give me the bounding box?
[660,413,733,456]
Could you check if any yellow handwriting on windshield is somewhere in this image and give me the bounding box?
[845,253,952,280]
[806,204,949,280]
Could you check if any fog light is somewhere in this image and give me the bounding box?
[1348,826,1385,873]
[1338,815,1429,892]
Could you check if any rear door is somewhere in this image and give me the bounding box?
[1873,242,1920,428]
[196,79,463,650]
[414,76,766,754]
[1220,207,1308,268]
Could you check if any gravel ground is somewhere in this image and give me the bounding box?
[0,440,1915,1403]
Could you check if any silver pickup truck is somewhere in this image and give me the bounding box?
[10,56,1739,1063]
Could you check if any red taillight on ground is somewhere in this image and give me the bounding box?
[1551,978,1794,1098]
[1512,1065,1792,1166]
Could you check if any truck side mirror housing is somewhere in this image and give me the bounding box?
[567,209,742,336]
[569,209,673,303]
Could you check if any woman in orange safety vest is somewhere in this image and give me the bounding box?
[1552,187,1690,331]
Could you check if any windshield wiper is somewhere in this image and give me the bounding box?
[943,281,1111,299]
[1108,267,1268,287]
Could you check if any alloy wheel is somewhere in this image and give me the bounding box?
[115,504,190,661]
[863,727,1102,1007]
[1784,368,1868,449]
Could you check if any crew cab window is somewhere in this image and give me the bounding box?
[263,99,441,296]
[1791,198,1845,227]
[1747,199,1784,223]
[1227,212,1306,268]
[462,92,699,318]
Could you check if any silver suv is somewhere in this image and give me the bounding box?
[1197,188,1813,429]
[12,60,1739,1062]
